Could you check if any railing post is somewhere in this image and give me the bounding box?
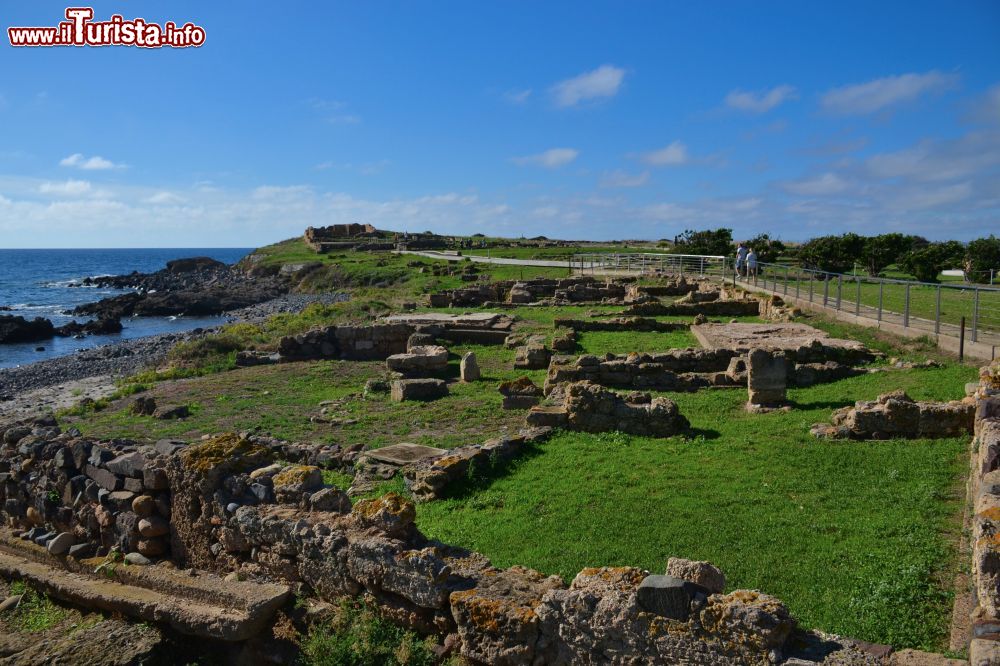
[700,256,705,275]
[855,276,861,316]
[972,287,980,343]
[836,275,842,311]
[795,269,800,298]
[903,284,910,327]
[784,266,789,296]
[823,275,829,306]
[935,286,941,335]
[878,281,883,321]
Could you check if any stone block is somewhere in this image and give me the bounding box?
[746,349,788,406]
[460,352,480,382]
[390,379,448,402]
[636,574,707,620]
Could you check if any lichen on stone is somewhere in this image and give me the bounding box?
[181,432,272,473]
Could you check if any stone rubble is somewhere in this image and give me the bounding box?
[811,390,975,440]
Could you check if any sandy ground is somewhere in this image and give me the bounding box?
[0,375,118,421]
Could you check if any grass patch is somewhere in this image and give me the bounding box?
[415,363,976,651]
[301,597,437,666]
[4,581,69,632]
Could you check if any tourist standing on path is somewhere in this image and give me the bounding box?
[746,248,758,282]
[735,243,748,278]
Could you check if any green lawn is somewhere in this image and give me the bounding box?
[756,268,999,336]
[416,363,976,651]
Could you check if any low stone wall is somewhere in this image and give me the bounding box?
[967,360,1000,664]
[527,381,691,437]
[622,299,762,317]
[553,316,690,333]
[427,276,713,308]
[166,433,803,663]
[544,350,866,395]
[1,418,173,562]
[0,419,932,662]
[810,390,975,439]
[278,323,412,361]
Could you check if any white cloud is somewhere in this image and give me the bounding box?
[326,114,361,125]
[551,65,625,108]
[725,85,797,113]
[318,160,391,175]
[886,182,972,210]
[820,70,959,115]
[504,89,532,104]
[865,131,1000,182]
[641,141,688,166]
[970,84,1000,124]
[145,191,184,205]
[600,169,649,188]
[781,172,849,196]
[59,153,123,170]
[39,179,92,196]
[511,147,579,168]
[252,185,314,200]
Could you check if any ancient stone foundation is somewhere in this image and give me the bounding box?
[527,381,690,437]
[1,419,946,662]
[545,348,867,396]
[554,316,689,333]
[810,390,975,440]
[278,314,512,361]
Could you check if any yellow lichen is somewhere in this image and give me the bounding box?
[352,492,415,521]
[182,433,272,473]
[272,465,319,488]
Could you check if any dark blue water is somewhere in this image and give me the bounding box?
[0,248,252,369]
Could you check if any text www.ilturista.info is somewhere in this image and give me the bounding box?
[8,7,205,48]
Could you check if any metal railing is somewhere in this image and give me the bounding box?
[741,261,1000,346]
[572,253,727,277]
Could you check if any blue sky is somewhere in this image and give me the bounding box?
[1,1,998,247]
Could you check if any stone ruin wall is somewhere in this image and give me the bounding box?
[0,423,825,664]
[966,359,1000,665]
[543,343,876,396]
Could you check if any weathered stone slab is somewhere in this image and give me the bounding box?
[0,531,291,641]
[364,444,447,466]
[692,322,866,354]
[386,345,449,374]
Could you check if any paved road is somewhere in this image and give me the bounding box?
[394,250,572,268]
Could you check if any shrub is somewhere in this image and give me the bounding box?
[899,241,965,283]
[673,228,733,257]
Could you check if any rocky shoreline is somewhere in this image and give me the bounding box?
[0,293,350,403]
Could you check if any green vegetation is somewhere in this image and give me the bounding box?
[301,598,437,666]
[3,581,69,632]
[416,362,975,651]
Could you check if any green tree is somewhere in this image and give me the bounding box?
[964,235,1000,283]
[745,234,786,264]
[899,241,965,283]
[860,233,917,277]
[797,233,866,275]
[673,228,734,256]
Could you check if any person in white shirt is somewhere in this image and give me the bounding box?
[735,243,748,278]
[746,248,758,280]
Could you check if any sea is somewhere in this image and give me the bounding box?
[0,248,253,369]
